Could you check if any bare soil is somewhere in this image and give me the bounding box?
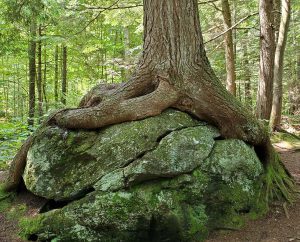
[0,148,299,242]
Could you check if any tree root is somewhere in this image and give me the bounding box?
[4,77,179,191]
[53,77,180,129]
[4,75,297,207]
[4,136,33,192]
[264,152,298,204]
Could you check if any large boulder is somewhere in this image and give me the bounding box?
[22,109,267,242]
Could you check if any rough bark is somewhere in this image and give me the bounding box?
[273,0,281,42]
[270,0,291,130]
[221,0,236,96]
[37,25,43,121]
[43,45,48,111]
[5,0,289,193]
[28,19,37,127]
[54,45,59,104]
[243,30,252,109]
[256,0,276,120]
[61,45,67,105]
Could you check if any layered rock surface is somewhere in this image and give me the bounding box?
[22,109,266,241]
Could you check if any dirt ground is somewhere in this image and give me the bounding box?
[0,148,299,242]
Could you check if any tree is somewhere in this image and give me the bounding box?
[5,0,294,200]
[37,25,43,121]
[61,45,67,105]
[221,0,236,96]
[270,0,291,130]
[54,45,59,105]
[256,0,276,120]
[28,17,37,127]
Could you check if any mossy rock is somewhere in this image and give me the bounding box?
[21,109,267,241]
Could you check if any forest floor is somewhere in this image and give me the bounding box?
[0,136,299,242]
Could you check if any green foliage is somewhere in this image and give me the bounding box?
[0,119,31,170]
[0,0,298,119]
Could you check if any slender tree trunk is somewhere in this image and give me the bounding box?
[270,0,291,130]
[273,0,281,42]
[28,20,37,127]
[43,45,48,111]
[54,45,59,104]
[221,0,236,96]
[256,0,276,120]
[37,25,43,121]
[243,31,252,109]
[13,63,16,117]
[121,27,130,81]
[61,45,67,105]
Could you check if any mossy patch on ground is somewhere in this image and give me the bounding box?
[271,132,300,150]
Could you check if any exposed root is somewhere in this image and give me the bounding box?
[5,77,180,191]
[4,136,33,192]
[264,152,297,204]
[79,83,120,107]
[53,78,180,129]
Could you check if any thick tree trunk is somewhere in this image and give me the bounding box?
[28,20,37,127]
[61,45,67,105]
[5,0,294,198]
[221,0,236,96]
[37,25,43,121]
[55,0,270,154]
[270,0,291,130]
[256,0,276,120]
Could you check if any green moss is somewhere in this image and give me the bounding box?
[263,153,297,204]
[0,183,14,212]
[18,216,44,240]
[271,132,300,149]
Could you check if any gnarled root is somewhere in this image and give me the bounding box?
[54,77,180,129]
[4,136,33,192]
[79,83,120,107]
[4,76,180,191]
[4,74,296,204]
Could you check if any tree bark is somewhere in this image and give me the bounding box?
[54,45,59,104]
[61,45,67,105]
[221,0,236,96]
[37,25,43,121]
[273,0,281,42]
[270,0,291,130]
[256,0,276,120]
[28,19,37,127]
[243,30,252,109]
[43,45,49,111]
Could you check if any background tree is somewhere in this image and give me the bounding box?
[256,0,276,120]
[270,0,291,130]
[221,0,236,96]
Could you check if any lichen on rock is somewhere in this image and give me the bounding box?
[21,109,267,241]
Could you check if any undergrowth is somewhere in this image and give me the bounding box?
[0,119,32,170]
